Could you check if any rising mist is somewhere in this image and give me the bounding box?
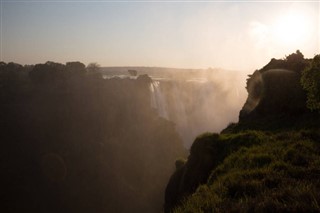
[103,67,248,147]
[0,62,248,212]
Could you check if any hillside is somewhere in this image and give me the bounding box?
[164,51,320,212]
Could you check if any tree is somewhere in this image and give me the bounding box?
[29,61,65,83]
[66,61,86,76]
[128,69,138,76]
[286,50,304,63]
[259,50,307,73]
[301,54,320,111]
[86,62,101,73]
[285,50,307,73]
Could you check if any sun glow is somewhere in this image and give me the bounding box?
[272,12,311,45]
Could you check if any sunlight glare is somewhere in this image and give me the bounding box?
[272,12,310,45]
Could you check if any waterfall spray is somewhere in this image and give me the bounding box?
[149,81,169,119]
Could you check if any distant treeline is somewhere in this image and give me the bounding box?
[0,61,185,213]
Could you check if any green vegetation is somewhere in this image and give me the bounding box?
[172,129,320,213]
[301,54,320,111]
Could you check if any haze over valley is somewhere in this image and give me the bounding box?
[102,66,247,147]
[1,1,319,213]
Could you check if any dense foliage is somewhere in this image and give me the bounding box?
[301,54,320,111]
[0,61,185,213]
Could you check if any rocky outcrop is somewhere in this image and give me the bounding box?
[239,68,307,120]
[164,133,224,212]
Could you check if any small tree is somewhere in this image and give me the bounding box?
[87,62,101,73]
[128,69,137,76]
[66,61,86,75]
[301,54,320,111]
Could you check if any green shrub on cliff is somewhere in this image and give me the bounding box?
[164,131,268,212]
[301,54,320,111]
[173,130,320,213]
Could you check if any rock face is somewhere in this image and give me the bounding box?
[239,51,309,121]
[164,133,223,213]
[239,68,307,121]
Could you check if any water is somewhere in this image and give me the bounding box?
[104,73,246,148]
[149,81,169,119]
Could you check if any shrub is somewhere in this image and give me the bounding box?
[301,54,320,111]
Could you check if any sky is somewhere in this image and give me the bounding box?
[1,0,319,71]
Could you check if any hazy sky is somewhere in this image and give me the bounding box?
[1,1,319,70]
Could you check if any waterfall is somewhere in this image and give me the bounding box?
[149,81,169,119]
[170,83,189,142]
[148,78,245,148]
[149,80,191,146]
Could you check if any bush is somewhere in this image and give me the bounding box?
[301,54,320,111]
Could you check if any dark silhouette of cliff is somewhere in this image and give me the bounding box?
[0,61,185,213]
[239,50,309,121]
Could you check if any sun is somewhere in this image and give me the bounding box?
[272,12,310,46]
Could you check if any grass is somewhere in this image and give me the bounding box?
[173,128,320,213]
